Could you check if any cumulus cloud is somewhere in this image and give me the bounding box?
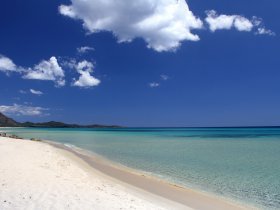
[234,17,254,31]
[0,54,101,89]
[75,60,94,72]
[0,55,66,87]
[0,55,22,73]
[77,46,95,54]
[0,104,48,116]
[205,10,254,32]
[73,71,100,87]
[30,89,43,95]
[149,82,160,88]
[23,57,65,87]
[205,10,274,35]
[72,60,100,88]
[59,0,203,52]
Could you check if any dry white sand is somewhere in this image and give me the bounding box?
[0,137,188,210]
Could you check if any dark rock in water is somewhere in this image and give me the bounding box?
[0,133,7,137]
[30,138,41,142]
[0,132,23,139]
[8,134,22,139]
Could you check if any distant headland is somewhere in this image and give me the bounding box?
[0,112,121,128]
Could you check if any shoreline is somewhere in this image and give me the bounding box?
[0,134,253,209]
[45,140,250,210]
[0,136,181,210]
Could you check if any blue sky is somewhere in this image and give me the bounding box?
[0,0,279,127]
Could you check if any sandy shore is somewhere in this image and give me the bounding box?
[0,137,248,210]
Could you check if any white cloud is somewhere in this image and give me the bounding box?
[76,60,94,72]
[72,60,100,88]
[77,46,95,54]
[234,16,254,32]
[59,5,76,18]
[205,10,274,36]
[149,82,160,88]
[0,55,65,87]
[160,74,169,81]
[23,57,65,87]
[0,104,48,116]
[0,55,21,73]
[30,89,43,95]
[205,10,253,32]
[205,11,234,32]
[73,71,100,87]
[59,0,203,52]
[256,27,276,36]
[0,55,102,89]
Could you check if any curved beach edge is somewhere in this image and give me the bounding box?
[45,140,253,210]
[0,136,185,210]
[0,134,254,210]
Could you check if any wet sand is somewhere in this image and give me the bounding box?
[0,136,250,209]
[49,140,249,210]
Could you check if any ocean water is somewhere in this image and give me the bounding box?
[1,127,280,209]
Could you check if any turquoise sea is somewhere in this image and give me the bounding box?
[1,127,280,209]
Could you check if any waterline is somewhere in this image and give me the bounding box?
[1,127,280,209]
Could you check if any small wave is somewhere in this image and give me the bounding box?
[63,143,79,149]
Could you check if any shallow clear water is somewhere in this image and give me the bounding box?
[1,127,280,209]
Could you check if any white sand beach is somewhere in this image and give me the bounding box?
[0,137,247,210]
[0,137,185,210]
